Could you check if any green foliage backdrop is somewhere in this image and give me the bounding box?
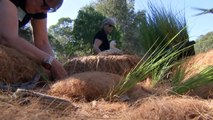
[194,32,213,53]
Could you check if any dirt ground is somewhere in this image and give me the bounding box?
[0,46,213,120]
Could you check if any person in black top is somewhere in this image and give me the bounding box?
[93,18,116,54]
[0,0,67,80]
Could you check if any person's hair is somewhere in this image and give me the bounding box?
[54,0,63,10]
[47,0,64,11]
[101,18,116,29]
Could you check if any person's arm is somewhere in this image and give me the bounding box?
[0,0,67,80]
[31,18,54,56]
[93,39,102,54]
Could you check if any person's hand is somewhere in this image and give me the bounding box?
[50,59,68,80]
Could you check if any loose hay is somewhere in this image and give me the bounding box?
[0,45,38,84]
[127,96,213,120]
[48,71,122,101]
[64,55,140,75]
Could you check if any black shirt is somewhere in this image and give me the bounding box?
[93,29,110,51]
[10,0,47,28]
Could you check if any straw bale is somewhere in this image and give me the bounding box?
[48,71,122,101]
[64,55,140,75]
[181,49,213,79]
[180,49,213,98]
[127,96,213,120]
[0,45,38,84]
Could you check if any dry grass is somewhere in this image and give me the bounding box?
[1,45,213,119]
[0,94,128,120]
[126,96,213,120]
[0,94,213,120]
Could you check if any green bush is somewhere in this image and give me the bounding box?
[194,32,213,53]
[194,39,213,54]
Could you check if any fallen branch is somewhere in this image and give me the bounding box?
[13,88,77,110]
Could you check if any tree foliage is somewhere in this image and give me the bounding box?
[47,0,191,58]
[95,0,134,31]
[95,0,146,54]
[72,6,106,54]
[48,17,77,61]
[194,31,213,53]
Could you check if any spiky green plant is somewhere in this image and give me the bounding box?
[106,1,192,100]
[139,1,188,55]
[171,65,186,86]
[136,1,190,87]
[107,30,190,100]
[171,66,213,94]
[151,59,181,87]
